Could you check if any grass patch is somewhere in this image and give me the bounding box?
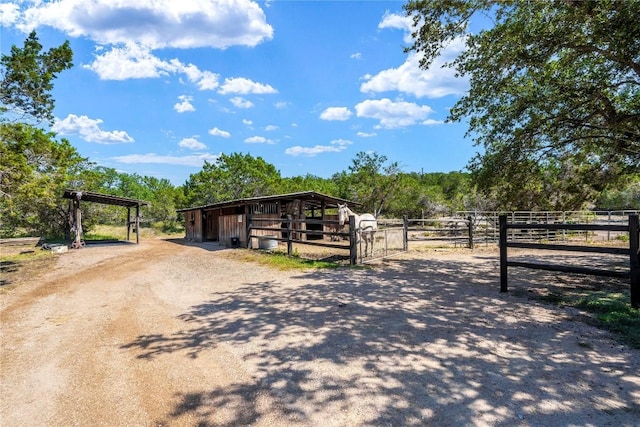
[0,248,57,290]
[574,292,640,349]
[531,288,640,349]
[235,249,343,270]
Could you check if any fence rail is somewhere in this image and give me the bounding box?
[247,215,408,265]
[498,214,640,308]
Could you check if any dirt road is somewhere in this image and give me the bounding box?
[1,239,639,426]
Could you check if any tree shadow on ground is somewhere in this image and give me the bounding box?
[123,252,640,426]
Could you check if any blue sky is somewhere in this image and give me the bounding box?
[1,0,480,186]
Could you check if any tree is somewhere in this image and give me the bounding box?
[1,31,73,124]
[183,153,282,206]
[404,0,640,209]
[337,152,402,217]
[0,123,87,236]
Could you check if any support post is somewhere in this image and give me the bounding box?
[246,214,252,248]
[127,207,131,241]
[349,215,357,265]
[135,205,140,244]
[403,215,409,251]
[287,215,293,256]
[499,214,508,292]
[467,215,474,249]
[629,214,639,309]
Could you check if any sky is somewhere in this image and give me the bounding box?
[1,0,482,186]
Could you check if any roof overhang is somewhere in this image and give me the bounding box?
[176,191,358,213]
[63,189,150,208]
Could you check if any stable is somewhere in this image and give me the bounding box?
[63,189,150,248]
[177,191,355,246]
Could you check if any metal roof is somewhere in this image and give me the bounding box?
[176,191,357,212]
[63,189,150,207]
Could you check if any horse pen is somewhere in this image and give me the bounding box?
[3,211,640,425]
[246,209,408,265]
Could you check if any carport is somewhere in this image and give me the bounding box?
[63,189,150,248]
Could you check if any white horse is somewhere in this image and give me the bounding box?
[337,204,378,257]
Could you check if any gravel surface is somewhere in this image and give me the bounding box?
[1,238,639,426]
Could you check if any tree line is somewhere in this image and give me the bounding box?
[3,0,640,239]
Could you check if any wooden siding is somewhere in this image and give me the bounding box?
[218,214,247,247]
[184,209,203,242]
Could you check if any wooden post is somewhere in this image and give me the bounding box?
[403,215,409,251]
[467,215,474,249]
[135,205,140,244]
[127,207,131,241]
[349,215,357,265]
[629,214,639,309]
[287,215,293,256]
[246,214,252,248]
[499,214,508,292]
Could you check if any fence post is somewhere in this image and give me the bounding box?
[467,215,474,249]
[499,214,508,293]
[629,214,639,309]
[349,215,357,265]
[403,215,409,251]
[287,215,293,256]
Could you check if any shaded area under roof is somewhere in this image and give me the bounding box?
[176,191,358,212]
[63,189,150,208]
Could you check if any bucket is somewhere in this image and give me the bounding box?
[258,235,278,250]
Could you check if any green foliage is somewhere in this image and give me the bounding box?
[332,152,403,217]
[183,153,282,206]
[405,0,640,210]
[0,123,88,237]
[280,174,339,195]
[596,175,640,210]
[1,31,73,124]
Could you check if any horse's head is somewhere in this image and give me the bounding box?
[337,203,348,226]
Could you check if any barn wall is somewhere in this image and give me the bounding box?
[184,209,203,242]
[218,214,247,247]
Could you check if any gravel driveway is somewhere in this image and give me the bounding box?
[1,238,639,426]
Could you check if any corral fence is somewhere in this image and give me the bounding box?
[403,210,640,248]
[498,214,640,308]
[247,214,408,265]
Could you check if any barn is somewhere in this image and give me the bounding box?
[176,191,356,247]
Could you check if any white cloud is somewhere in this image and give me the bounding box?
[360,48,467,98]
[85,44,221,90]
[367,16,468,99]
[112,152,219,167]
[274,101,288,109]
[378,12,415,42]
[218,77,277,95]
[172,60,220,90]
[242,119,253,126]
[208,127,231,138]
[264,125,278,131]
[174,95,195,113]
[14,0,273,50]
[0,3,19,26]
[84,43,174,80]
[354,98,435,129]
[285,138,351,157]
[53,114,134,144]
[357,131,377,137]
[230,97,254,109]
[178,137,206,150]
[320,107,353,121]
[350,52,362,60]
[245,136,274,144]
